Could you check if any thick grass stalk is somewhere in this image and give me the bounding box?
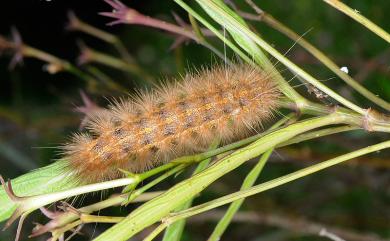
[207,113,296,240]
[162,154,213,241]
[2,177,136,231]
[31,166,185,239]
[208,148,273,241]
[93,114,347,241]
[0,161,75,222]
[280,125,359,147]
[157,139,390,233]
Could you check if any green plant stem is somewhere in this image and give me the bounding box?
[3,177,136,229]
[80,46,154,85]
[323,0,390,44]
[125,164,188,204]
[93,114,349,241]
[144,224,167,241]
[68,11,135,63]
[193,0,365,115]
[279,125,360,147]
[174,2,257,69]
[0,161,76,223]
[138,161,183,180]
[208,148,273,241]
[51,220,82,241]
[21,46,97,87]
[175,0,305,105]
[122,160,191,194]
[31,166,187,238]
[162,142,219,241]
[188,14,207,43]
[79,192,162,214]
[81,214,124,224]
[173,113,295,165]
[37,192,163,238]
[25,178,134,208]
[151,139,390,239]
[36,166,187,239]
[242,5,390,111]
[206,113,291,240]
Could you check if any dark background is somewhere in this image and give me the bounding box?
[0,0,389,241]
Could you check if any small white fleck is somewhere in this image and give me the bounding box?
[354,9,360,13]
[232,109,240,115]
[340,66,349,74]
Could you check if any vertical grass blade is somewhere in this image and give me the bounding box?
[208,148,273,241]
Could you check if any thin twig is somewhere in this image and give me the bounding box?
[323,0,390,43]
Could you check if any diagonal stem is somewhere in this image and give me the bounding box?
[241,0,390,111]
[158,139,390,237]
[323,0,390,44]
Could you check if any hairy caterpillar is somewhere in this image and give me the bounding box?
[63,64,281,183]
